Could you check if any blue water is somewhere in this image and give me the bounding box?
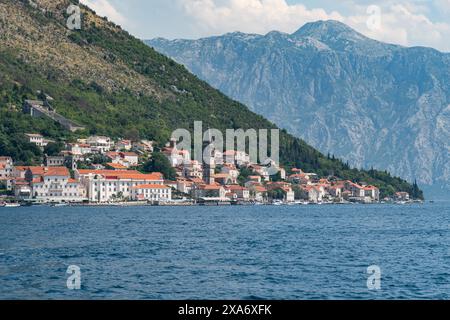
[0,203,449,300]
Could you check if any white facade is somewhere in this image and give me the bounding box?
[130,185,172,202]
[86,136,113,153]
[76,170,164,202]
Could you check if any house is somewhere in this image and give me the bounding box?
[288,173,310,185]
[116,140,132,151]
[76,169,164,203]
[133,140,154,153]
[193,184,227,200]
[226,185,250,201]
[29,167,86,203]
[364,186,380,202]
[0,157,13,178]
[221,164,239,180]
[120,152,139,167]
[25,134,48,148]
[248,185,267,202]
[68,143,92,155]
[345,181,365,198]
[176,179,193,195]
[267,182,295,202]
[223,150,250,166]
[182,160,203,179]
[130,184,172,202]
[86,136,113,153]
[44,155,65,167]
[395,192,410,201]
[213,173,236,185]
[162,139,190,167]
[300,186,324,203]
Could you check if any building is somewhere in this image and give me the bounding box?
[225,185,250,201]
[116,140,132,151]
[45,155,65,167]
[130,184,172,202]
[76,169,164,202]
[120,152,139,167]
[86,136,113,153]
[364,186,380,202]
[193,184,227,200]
[25,134,49,148]
[0,157,13,179]
[395,192,410,202]
[182,160,203,179]
[27,167,86,203]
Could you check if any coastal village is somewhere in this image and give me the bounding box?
[0,99,414,207]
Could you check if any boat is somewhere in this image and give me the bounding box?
[51,203,69,207]
[4,203,21,208]
[272,200,283,206]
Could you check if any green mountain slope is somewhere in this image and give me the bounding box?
[0,0,422,198]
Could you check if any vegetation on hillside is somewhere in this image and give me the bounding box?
[0,0,424,199]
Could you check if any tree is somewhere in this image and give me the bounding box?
[44,142,64,156]
[142,152,176,180]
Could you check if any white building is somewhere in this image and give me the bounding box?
[76,169,164,202]
[130,184,172,202]
[29,167,86,203]
[25,134,52,148]
[86,136,113,153]
[0,156,13,179]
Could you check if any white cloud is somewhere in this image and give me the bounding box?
[178,0,450,52]
[179,0,344,35]
[80,0,127,26]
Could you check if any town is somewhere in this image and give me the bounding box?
[0,100,416,207]
[0,136,414,207]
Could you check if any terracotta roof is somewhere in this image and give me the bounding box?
[120,152,138,157]
[254,186,267,192]
[43,167,69,177]
[226,185,248,191]
[78,169,163,181]
[106,163,128,170]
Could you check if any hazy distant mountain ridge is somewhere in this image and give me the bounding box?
[147,20,450,198]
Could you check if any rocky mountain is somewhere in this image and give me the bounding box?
[147,20,450,199]
[0,1,422,197]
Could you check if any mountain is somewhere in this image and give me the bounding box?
[147,20,450,199]
[0,1,420,198]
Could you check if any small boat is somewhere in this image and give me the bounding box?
[52,203,68,207]
[4,203,21,208]
[272,200,283,206]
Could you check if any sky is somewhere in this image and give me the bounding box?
[79,0,450,52]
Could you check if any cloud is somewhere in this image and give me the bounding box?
[179,0,344,35]
[80,0,127,26]
[178,0,450,52]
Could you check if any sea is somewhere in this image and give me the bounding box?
[0,202,449,300]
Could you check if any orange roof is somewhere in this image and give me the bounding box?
[68,178,79,183]
[120,152,138,157]
[43,167,69,177]
[106,163,127,170]
[78,169,163,181]
[254,186,267,192]
[132,184,170,190]
[226,185,248,191]
[0,164,5,169]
